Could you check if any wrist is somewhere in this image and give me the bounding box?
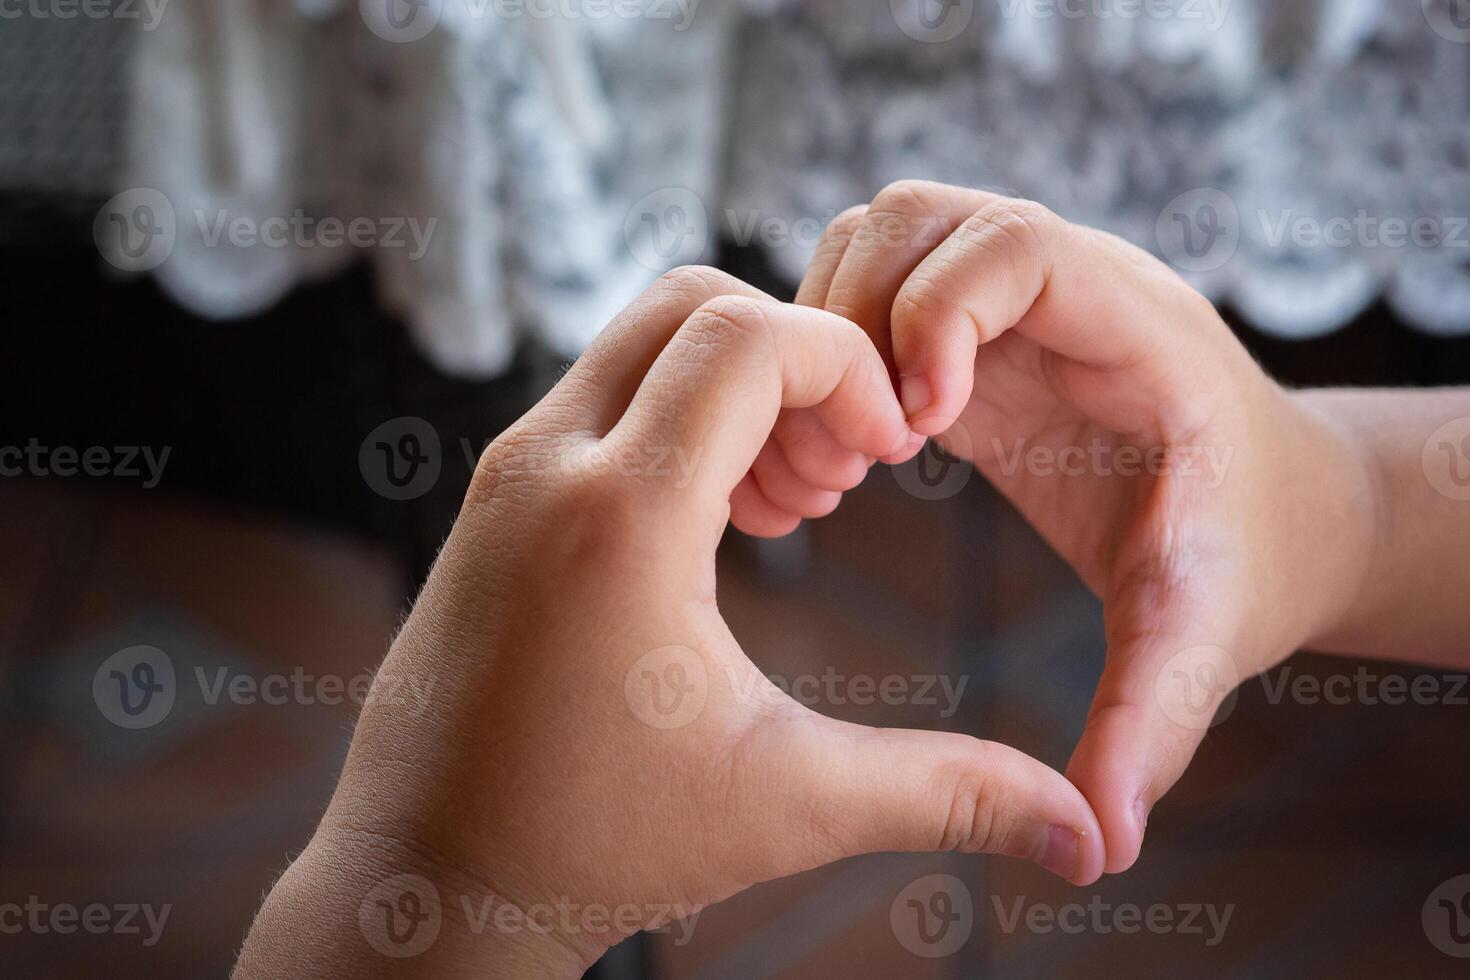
[236,821,595,979]
[1283,388,1385,653]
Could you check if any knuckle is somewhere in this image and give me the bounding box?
[653,264,741,303]
[682,295,778,357]
[870,179,943,217]
[821,204,870,245]
[866,179,949,247]
[467,428,553,508]
[962,197,1058,264]
[891,265,968,338]
[936,742,1010,855]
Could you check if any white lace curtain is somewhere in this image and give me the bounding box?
[106,0,1470,376]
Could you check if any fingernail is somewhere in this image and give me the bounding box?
[1039,824,1080,882]
[899,374,931,418]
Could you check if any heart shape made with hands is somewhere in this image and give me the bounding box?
[325,264,1118,971]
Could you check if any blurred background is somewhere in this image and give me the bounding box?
[3,1,1470,977]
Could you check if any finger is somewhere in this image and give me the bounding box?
[729,473,801,538]
[795,204,869,309]
[801,717,1107,885]
[751,440,843,519]
[824,181,1002,380]
[772,410,872,492]
[549,265,771,436]
[1065,569,1244,874]
[771,204,914,492]
[889,193,1219,439]
[605,297,909,510]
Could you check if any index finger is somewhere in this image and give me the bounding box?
[604,296,908,514]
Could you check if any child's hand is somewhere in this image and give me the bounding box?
[786,181,1377,874]
[238,267,1109,979]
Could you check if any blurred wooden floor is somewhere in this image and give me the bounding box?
[2,471,1469,978]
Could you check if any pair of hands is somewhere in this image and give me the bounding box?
[237,182,1377,976]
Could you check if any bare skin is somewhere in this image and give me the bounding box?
[760,179,1470,874]
[235,267,1106,978]
[236,191,1470,976]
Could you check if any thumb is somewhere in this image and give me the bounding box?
[800,717,1107,885]
[1065,600,1244,875]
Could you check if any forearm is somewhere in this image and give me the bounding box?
[1297,387,1470,667]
